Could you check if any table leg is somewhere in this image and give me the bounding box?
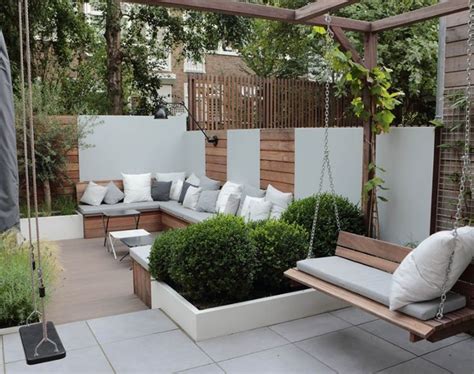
[135,214,140,229]
[103,216,110,247]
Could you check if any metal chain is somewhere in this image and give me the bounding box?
[308,14,341,259]
[436,0,474,320]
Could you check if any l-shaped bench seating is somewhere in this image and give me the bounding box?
[76,180,215,238]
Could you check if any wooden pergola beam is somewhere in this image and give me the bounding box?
[371,0,469,32]
[332,26,364,65]
[295,0,360,22]
[124,0,371,32]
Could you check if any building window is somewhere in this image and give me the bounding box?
[184,58,206,73]
[158,85,173,103]
[157,52,172,72]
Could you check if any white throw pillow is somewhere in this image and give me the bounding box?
[122,173,152,203]
[170,179,184,201]
[80,181,107,206]
[156,172,186,201]
[265,184,293,219]
[216,181,243,213]
[186,173,201,186]
[389,227,474,311]
[221,193,240,215]
[183,186,202,210]
[240,196,265,219]
[247,199,272,222]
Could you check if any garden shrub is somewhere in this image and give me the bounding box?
[281,193,365,257]
[149,229,186,283]
[169,215,256,305]
[0,232,59,328]
[250,220,308,293]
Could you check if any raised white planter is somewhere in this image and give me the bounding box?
[20,214,84,241]
[0,325,21,336]
[152,280,348,341]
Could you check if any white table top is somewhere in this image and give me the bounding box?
[109,229,149,239]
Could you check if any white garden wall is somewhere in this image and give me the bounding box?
[227,129,260,187]
[78,115,203,181]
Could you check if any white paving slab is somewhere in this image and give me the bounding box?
[359,319,469,356]
[219,344,335,373]
[1,336,4,374]
[5,346,113,374]
[87,309,176,344]
[423,338,474,374]
[178,363,225,374]
[296,327,414,374]
[270,313,351,342]
[102,329,212,373]
[378,358,450,374]
[197,327,288,361]
[330,307,378,326]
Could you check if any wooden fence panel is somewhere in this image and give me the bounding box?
[188,74,359,130]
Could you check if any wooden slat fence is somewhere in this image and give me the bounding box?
[188,74,359,131]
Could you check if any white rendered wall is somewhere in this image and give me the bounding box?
[20,215,84,241]
[78,116,191,180]
[295,128,363,204]
[183,131,206,176]
[227,129,260,187]
[376,127,435,245]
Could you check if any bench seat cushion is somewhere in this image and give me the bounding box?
[78,201,161,215]
[297,256,466,321]
[158,201,214,223]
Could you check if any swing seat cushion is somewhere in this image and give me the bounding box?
[297,256,467,321]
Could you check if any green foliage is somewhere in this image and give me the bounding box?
[0,232,60,328]
[281,193,365,257]
[149,229,186,283]
[169,215,256,304]
[250,220,308,292]
[19,195,77,218]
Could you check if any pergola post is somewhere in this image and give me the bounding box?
[362,32,378,237]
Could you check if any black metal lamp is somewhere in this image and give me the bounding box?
[154,101,218,146]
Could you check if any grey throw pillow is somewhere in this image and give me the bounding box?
[103,181,125,205]
[196,190,219,213]
[179,181,198,204]
[151,180,172,201]
[199,175,221,191]
[238,184,266,215]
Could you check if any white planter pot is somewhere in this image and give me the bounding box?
[151,281,348,341]
[20,214,83,241]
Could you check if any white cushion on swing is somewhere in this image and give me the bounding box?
[297,256,466,320]
[389,227,474,311]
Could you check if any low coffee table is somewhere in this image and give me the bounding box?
[108,229,154,261]
[102,209,141,247]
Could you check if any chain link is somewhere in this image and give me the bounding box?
[436,0,474,320]
[308,14,341,258]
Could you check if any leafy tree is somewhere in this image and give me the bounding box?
[241,0,439,126]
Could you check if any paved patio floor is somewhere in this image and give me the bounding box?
[1,307,472,374]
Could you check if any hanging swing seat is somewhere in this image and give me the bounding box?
[19,321,66,365]
[285,231,474,343]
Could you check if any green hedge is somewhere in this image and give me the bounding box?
[169,215,256,304]
[0,233,59,328]
[281,193,365,257]
[250,220,308,293]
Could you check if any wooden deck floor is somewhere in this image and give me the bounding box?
[46,237,148,324]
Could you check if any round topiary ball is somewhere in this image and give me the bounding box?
[281,193,365,257]
[149,228,186,283]
[250,220,308,293]
[169,215,256,305]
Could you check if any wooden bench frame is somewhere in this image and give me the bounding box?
[285,231,474,342]
[76,180,192,238]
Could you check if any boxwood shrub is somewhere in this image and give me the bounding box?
[250,220,308,293]
[169,215,256,305]
[281,193,365,257]
[149,228,186,284]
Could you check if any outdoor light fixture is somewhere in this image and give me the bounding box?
[154,101,218,146]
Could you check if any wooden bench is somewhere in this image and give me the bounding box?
[76,181,192,238]
[285,231,474,342]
